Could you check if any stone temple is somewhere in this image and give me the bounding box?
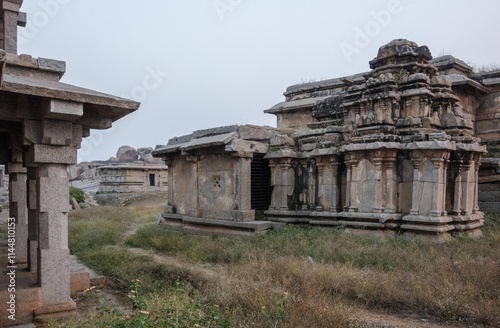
[153,39,500,241]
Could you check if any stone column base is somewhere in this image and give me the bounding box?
[401,214,454,242]
[34,300,77,324]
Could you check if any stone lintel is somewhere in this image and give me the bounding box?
[43,99,83,121]
[7,161,26,173]
[27,144,76,165]
[264,149,298,159]
[225,139,269,154]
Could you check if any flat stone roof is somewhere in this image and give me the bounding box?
[264,96,330,114]
[2,74,139,120]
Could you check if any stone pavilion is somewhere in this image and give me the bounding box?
[0,1,139,325]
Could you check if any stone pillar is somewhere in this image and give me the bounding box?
[330,160,340,213]
[301,162,308,210]
[164,159,175,214]
[186,156,199,217]
[346,156,359,212]
[473,153,481,214]
[460,159,473,215]
[27,167,38,273]
[1,1,21,54]
[315,162,324,211]
[279,160,292,211]
[36,163,73,306]
[344,159,352,212]
[384,158,397,213]
[268,161,278,210]
[409,156,422,216]
[430,156,448,217]
[307,160,316,210]
[232,154,254,221]
[372,156,384,213]
[451,157,463,215]
[7,162,28,263]
[23,118,81,310]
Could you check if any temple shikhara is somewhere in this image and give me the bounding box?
[153,39,500,241]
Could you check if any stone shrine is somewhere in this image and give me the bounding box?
[154,39,500,241]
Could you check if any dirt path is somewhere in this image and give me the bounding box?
[126,247,474,328]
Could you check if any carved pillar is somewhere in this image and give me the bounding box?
[372,156,384,213]
[330,160,340,212]
[473,153,481,214]
[268,161,277,210]
[409,155,422,215]
[430,155,448,217]
[346,155,359,212]
[460,156,473,215]
[315,162,324,211]
[451,157,463,215]
[301,162,308,210]
[280,160,292,211]
[344,159,352,211]
[307,160,317,210]
[384,157,397,213]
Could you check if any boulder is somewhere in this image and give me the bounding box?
[116,146,139,162]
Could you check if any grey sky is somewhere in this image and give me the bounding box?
[17,0,500,162]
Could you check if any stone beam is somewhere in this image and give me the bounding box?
[43,99,83,121]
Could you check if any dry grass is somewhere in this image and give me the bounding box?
[65,199,500,327]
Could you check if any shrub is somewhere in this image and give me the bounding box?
[69,186,85,204]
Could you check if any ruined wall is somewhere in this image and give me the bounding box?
[98,165,168,193]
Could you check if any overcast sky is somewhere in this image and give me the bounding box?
[17,0,500,162]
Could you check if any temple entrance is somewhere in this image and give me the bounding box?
[149,173,155,186]
[251,153,271,211]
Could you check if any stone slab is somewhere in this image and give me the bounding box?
[182,216,272,232]
[70,271,90,292]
